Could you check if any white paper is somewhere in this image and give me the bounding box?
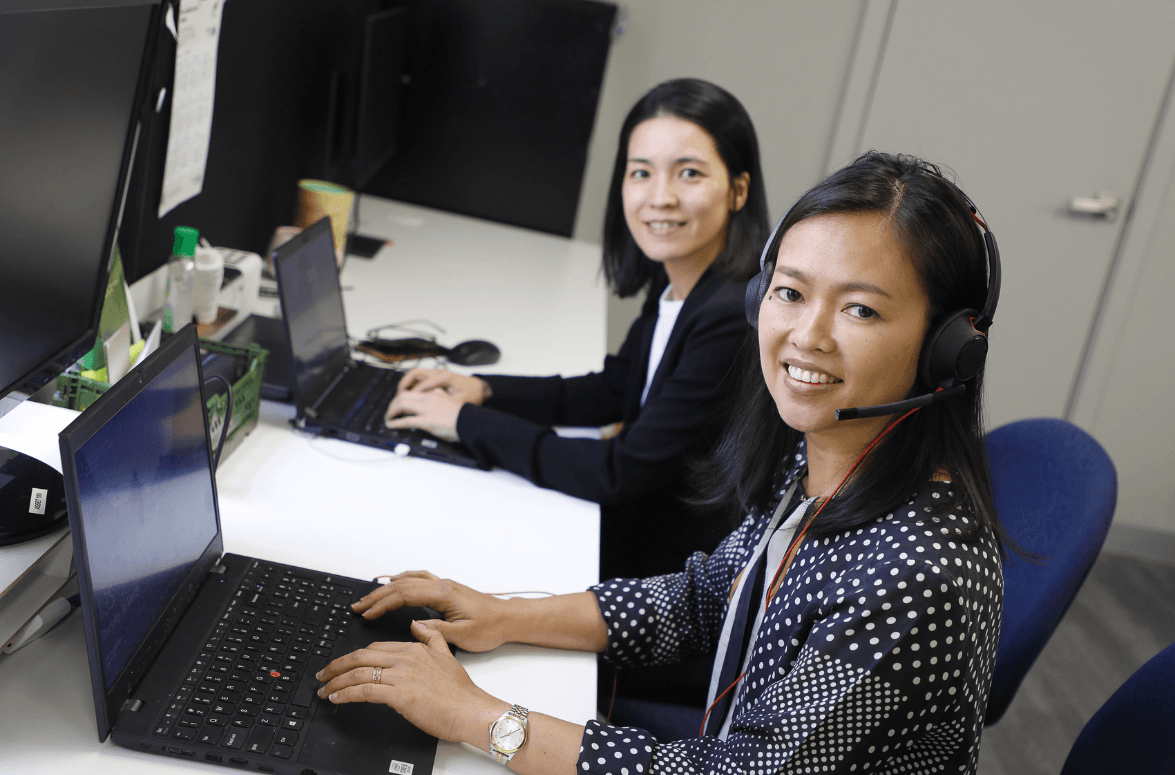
[157,0,226,217]
[133,320,163,369]
[0,402,79,474]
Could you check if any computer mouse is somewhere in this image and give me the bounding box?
[446,339,500,366]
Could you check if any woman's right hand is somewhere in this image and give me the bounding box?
[353,570,515,653]
[396,368,490,405]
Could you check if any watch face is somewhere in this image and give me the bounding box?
[491,717,526,753]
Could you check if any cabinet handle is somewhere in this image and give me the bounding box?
[1068,193,1120,221]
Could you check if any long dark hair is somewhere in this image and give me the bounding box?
[602,78,770,298]
[695,151,1012,555]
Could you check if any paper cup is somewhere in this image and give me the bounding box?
[295,179,354,265]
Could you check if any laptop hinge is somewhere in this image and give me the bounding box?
[210,563,227,575]
[122,698,143,713]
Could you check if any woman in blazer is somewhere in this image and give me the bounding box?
[385,78,770,581]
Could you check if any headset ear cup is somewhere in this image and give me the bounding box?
[745,270,766,328]
[919,309,988,389]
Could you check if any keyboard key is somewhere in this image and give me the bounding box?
[258,713,280,726]
[222,729,246,749]
[199,728,224,745]
[276,730,299,746]
[271,744,294,759]
[246,726,275,754]
[304,605,327,626]
[206,714,230,727]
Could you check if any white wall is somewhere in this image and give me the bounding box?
[557,1,1175,547]
[571,1,866,351]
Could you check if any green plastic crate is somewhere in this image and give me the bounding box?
[54,337,268,464]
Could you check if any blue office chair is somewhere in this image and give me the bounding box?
[1059,641,1175,774]
[983,418,1117,725]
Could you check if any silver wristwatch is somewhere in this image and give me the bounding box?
[488,704,529,765]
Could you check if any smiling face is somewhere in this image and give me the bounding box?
[621,115,748,278]
[758,211,931,453]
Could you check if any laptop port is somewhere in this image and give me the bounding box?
[138,743,152,750]
[229,758,249,766]
[180,750,196,757]
[257,766,275,773]
[206,753,224,762]
[165,747,181,754]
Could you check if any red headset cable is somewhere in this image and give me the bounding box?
[698,403,926,736]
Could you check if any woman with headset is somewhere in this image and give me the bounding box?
[384,78,770,582]
[320,152,1010,774]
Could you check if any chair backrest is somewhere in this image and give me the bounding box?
[1060,642,1175,774]
[983,418,1117,725]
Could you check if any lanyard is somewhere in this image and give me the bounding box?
[703,478,805,735]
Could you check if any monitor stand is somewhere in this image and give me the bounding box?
[345,233,389,259]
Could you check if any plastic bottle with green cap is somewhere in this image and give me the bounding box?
[163,225,199,333]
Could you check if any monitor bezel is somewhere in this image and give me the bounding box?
[0,0,163,405]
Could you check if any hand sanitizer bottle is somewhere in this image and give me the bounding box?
[163,226,199,333]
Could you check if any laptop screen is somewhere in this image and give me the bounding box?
[274,218,351,404]
[67,332,219,691]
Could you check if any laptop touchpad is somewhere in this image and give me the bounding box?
[298,699,437,775]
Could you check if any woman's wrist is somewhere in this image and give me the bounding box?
[496,592,608,652]
[495,595,537,645]
[462,695,512,754]
[478,377,493,403]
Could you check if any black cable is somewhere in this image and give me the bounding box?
[202,374,233,471]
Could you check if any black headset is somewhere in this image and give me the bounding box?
[744,181,1001,421]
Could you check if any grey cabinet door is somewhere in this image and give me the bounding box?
[834,0,1175,428]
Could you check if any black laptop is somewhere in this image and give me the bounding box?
[58,324,439,775]
[271,217,484,469]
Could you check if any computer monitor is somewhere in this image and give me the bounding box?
[352,7,408,191]
[0,0,160,545]
[342,7,408,259]
[0,0,159,410]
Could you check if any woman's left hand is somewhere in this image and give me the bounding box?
[316,621,505,744]
[384,389,463,442]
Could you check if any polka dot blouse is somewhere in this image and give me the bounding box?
[581,450,1003,774]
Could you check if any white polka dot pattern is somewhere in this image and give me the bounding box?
[579,452,1003,774]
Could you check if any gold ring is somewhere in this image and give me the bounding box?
[372,667,382,684]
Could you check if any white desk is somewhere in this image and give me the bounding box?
[0,199,609,774]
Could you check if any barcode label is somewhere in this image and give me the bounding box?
[388,761,414,775]
[29,488,48,515]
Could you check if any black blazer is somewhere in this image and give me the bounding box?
[455,267,751,579]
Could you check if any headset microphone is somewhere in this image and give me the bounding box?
[834,384,966,420]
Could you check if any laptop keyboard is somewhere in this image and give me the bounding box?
[152,561,357,760]
[340,367,403,434]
